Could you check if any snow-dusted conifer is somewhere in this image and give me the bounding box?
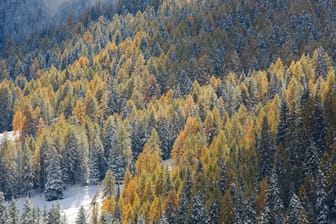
[45,147,64,201]
[8,198,19,224]
[76,206,87,224]
[0,192,8,223]
[21,198,34,224]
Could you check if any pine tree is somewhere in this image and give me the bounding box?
[89,127,104,184]
[316,170,329,224]
[37,135,52,192]
[277,98,290,146]
[0,192,8,223]
[176,192,189,224]
[209,199,219,224]
[21,143,34,197]
[311,95,327,156]
[259,190,271,224]
[76,206,87,224]
[189,193,209,224]
[288,192,308,224]
[62,129,80,185]
[21,198,34,224]
[108,121,132,183]
[8,198,19,224]
[89,145,101,185]
[46,203,62,224]
[267,169,284,224]
[159,213,169,224]
[45,147,64,201]
[257,117,275,179]
[103,169,116,199]
[218,158,228,194]
[102,117,117,170]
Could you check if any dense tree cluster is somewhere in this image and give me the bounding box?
[0,0,336,223]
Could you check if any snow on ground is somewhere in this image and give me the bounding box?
[0,131,20,142]
[17,184,103,224]
[162,158,174,171]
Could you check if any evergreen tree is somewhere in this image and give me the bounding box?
[316,170,329,224]
[45,147,64,201]
[311,95,327,156]
[189,193,209,224]
[159,213,169,224]
[89,127,105,184]
[233,184,243,224]
[108,121,131,183]
[21,143,34,197]
[102,117,117,170]
[288,192,308,224]
[62,129,80,185]
[0,192,8,223]
[176,192,189,224]
[46,203,62,224]
[76,206,87,224]
[277,98,290,146]
[257,117,275,179]
[21,198,34,224]
[8,198,19,224]
[89,145,101,185]
[259,192,271,224]
[209,199,219,224]
[267,169,284,224]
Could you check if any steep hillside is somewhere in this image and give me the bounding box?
[0,0,335,223]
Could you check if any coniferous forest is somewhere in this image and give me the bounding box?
[0,0,336,223]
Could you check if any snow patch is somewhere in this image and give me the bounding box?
[17,185,102,224]
[0,131,20,142]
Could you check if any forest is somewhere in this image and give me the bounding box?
[0,0,335,223]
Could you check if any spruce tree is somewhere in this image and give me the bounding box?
[277,98,290,146]
[45,147,64,201]
[89,128,104,184]
[311,95,327,156]
[8,198,19,224]
[159,213,169,224]
[288,192,308,224]
[21,143,34,197]
[316,170,329,224]
[257,117,275,179]
[46,203,62,224]
[189,193,209,224]
[176,192,189,224]
[21,198,34,224]
[0,192,8,223]
[76,206,87,224]
[62,129,80,185]
[267,169,284,224]
[209,199,219,224]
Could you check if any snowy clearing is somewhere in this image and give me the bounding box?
[0,131,20,142]
[17,184,103,224]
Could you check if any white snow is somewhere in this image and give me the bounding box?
[162,159,174,171]
[16,184,103,224]
[0,131,20,142]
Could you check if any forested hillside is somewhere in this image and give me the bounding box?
[0,0,335,223]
